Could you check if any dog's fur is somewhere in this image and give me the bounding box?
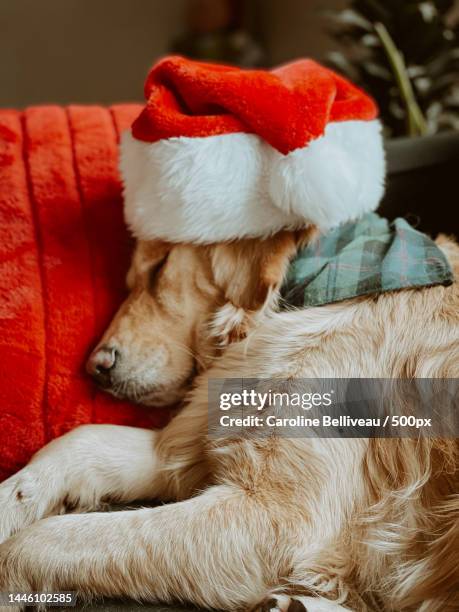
[0,231,458,612]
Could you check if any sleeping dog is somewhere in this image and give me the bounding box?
[0,229,458,611]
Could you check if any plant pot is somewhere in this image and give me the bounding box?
[380,131,459,238]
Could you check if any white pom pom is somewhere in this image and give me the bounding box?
[268,120,386,230]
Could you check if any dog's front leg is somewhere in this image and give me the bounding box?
[0,425,161,544]
[0,485,271,611]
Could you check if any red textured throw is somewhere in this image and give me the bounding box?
[0,105,170,481]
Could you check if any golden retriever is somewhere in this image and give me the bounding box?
[0,231,458,612]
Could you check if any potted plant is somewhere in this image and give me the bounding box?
[328,0,459,236]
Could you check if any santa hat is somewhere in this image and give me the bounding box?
[121,56,386,244]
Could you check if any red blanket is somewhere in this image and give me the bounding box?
[0,105,170,481]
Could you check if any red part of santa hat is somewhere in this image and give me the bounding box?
[121,56,386,244]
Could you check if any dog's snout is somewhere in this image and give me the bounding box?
[86,346,118,387]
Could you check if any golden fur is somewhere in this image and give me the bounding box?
[0,231,458,612]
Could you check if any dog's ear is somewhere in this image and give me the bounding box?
[208,228,314,344]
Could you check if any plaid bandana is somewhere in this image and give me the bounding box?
[281,213,454,308]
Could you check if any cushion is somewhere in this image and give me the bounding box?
[0,105,170,481]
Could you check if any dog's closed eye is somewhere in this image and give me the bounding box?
[148,254,169,293]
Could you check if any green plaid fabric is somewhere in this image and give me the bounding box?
[281,213,454,309]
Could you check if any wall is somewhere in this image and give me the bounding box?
[0,0,348,108]
[0,0,186,107]
[261,0,347,65]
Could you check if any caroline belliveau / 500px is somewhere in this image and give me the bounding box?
[0,2,458,612]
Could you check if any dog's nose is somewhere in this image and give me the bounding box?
[86,346,118,387]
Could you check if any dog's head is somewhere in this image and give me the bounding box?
[86,231,309,405]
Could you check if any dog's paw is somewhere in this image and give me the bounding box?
[0,470,45,544]
[0,461,86,545]
[0,471,32,544]
[251,595,350,612]
[252,595,305,612]
[0,467,57,544]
